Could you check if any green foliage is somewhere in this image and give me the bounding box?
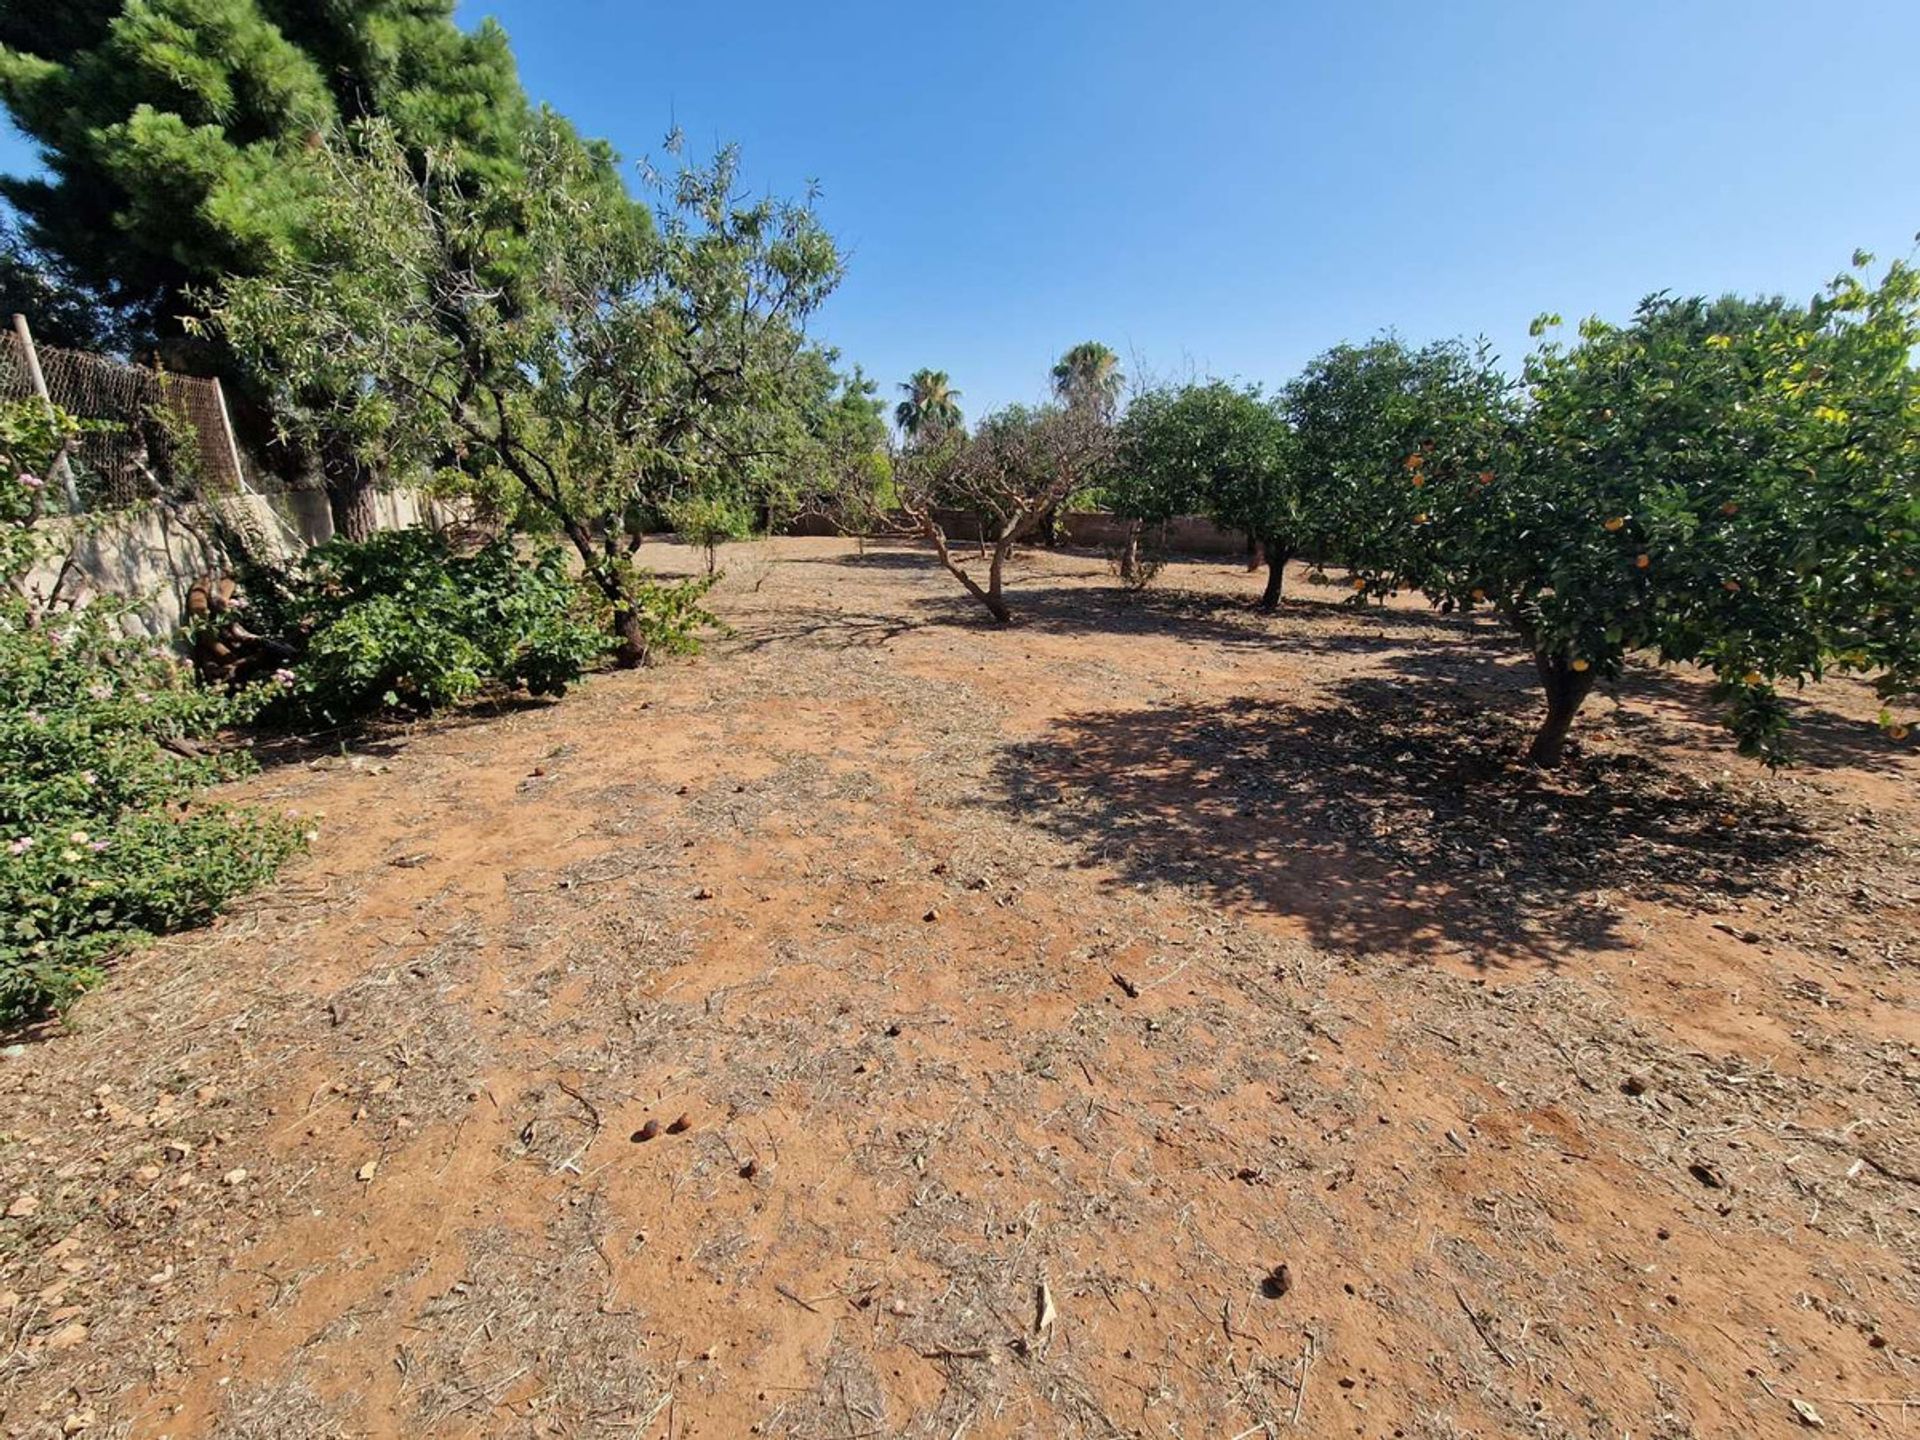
[0,0,568,343]
[264,529,610,725]
[0,394,74,570]
[0,400,302,1020]
[211,122,841,664]
[1052,341,1123,419]
[663,490,755,573]
[1503,266,1920,761]
[0,1,632,537]
[895,369,963,443]
[1114,380,1305,604]
[1295,264,1920,765]
[1283,336,1516,578]
[784,359,891,528]
[1116,381,1294,537]
[597,567,723,659]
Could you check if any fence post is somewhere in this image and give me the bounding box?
[209,375,306,556]
[209,377,248,494]
[10,313,82,512]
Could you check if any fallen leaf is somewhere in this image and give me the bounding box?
[1789,1398,1825,1429]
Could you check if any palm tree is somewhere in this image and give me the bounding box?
[1051,341,1123,418]
[896,369,963,442]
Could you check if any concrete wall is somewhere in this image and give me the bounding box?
[24,487,451,638]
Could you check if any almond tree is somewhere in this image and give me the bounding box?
[211,120,844,664]
[893,402,1115,623]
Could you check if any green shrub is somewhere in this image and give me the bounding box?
[603,563,724,661]
[663,491,755,574]
[268,529,610,725]
[1,401,306,1020]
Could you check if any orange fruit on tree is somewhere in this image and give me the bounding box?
[1411,474,1426,488]
[1471,587,1486,602]
[1743,671,1763,686]
[1352,578,1367,591]
[1723,579,1742,593]
[1571,658,1591,673]
[1604,516,1626,532]
[1478,471,1494,485]
[1635,553,1650,569]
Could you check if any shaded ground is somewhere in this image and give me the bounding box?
[1,538,1916,1439]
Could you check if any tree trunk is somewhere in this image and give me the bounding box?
[611,602,650,669]
[1120,521,1142,581]
[984,540,1012,623]
[916,508,1012,624]
[1256,543,1291,612]
[1528,654,1596,767]
[320,432,379,541]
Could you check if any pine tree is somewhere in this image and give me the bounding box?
[0,1,621,536]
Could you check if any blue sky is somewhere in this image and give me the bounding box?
[8,2,1920,419]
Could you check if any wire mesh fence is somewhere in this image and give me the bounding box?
[0,323,249,513]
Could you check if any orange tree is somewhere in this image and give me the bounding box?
[1112,381,1301,608]
[1351,258,1920,766]
[1284,336,1516,586]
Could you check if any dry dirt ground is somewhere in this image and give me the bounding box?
[2,537,1917,1440]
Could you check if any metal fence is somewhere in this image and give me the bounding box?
[0,318,249,513]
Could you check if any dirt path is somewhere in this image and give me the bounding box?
[2,539,1916,1438]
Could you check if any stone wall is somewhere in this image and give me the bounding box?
[25,488,452,638]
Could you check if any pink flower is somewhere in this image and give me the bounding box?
[17,473,42,491]
[273,668,297,688]
[6,837,32,856]
[89,840,109,853]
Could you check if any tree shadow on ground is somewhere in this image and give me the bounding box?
[1359,637,1915,777]
[994,677,1826,968]
[818,544,956,571]
[723,608,921,655]
[248,692,559,774]
[908,574,1466,660]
